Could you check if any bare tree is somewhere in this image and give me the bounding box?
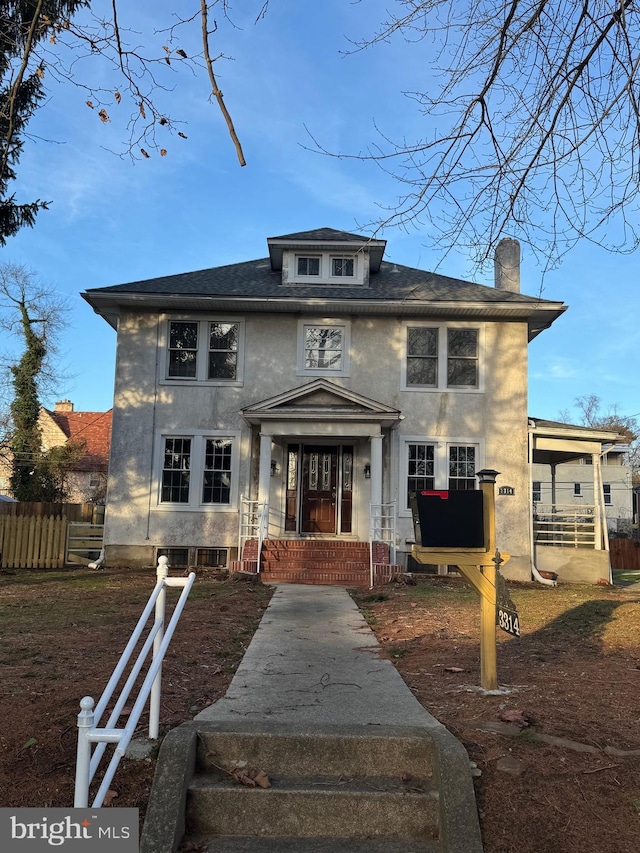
[315,1,640,272]
[1,1,264,241]
[560,394,640,480]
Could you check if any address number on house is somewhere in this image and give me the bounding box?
[496,607,520,637]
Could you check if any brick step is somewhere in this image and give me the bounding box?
[261,571,370,587]
[262,550,368,562]
[261,560,369,571]
[262,540,368,550]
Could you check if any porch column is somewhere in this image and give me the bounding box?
[592,452,602,550]
[370,433,383,508]
[258,432,273,504]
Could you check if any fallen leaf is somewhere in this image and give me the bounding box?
[444,666,464,673]
[103,789,118,806]
[500,709,531,728]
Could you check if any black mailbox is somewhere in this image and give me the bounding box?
[410,490,485,548]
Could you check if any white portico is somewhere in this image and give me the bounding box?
[241,379,401,540]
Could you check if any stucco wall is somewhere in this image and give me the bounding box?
[104,310,531,574]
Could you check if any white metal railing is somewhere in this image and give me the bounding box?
[370,502,397,586]
[533,503,598,548]
[74,557,196,807]
[238,497,268,572]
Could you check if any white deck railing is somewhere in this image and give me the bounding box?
[533,503,598,548]
[74,557,196,807]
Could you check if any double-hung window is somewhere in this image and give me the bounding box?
[406,442,435,506]
[407,328,438,387]
[448,445,476,490]
[164,318,244,384]
[158,432,239,509]
[298,319,350,376]
[162,437,192,503]
[447,329,479,388]
[403,323,481,390]
[401,437,482,513]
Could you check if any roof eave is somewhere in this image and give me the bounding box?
[82,291,566,339]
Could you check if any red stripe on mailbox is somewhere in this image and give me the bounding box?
[420,490,449,499]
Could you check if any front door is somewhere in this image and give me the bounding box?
[301,445,338,533]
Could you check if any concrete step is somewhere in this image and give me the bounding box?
[186,780,439,839]
[196,729,436,779]
[186,729,439,842]
[179,836,441,852]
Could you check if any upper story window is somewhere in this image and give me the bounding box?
[168,322,198,379]
[532,481,541,503]
[288,252,363,285]
[162,317,244,386]
[297,256,321,277]
[603,484,612,505]
[331,257,355,277]
[208,322,239,380]
[402,323,482,391]
[447,329,479,387]
[297,319,350,376]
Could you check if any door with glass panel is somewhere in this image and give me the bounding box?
[286,444,353,534]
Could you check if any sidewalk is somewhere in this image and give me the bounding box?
[141,584,483,853]
[196,583,443,728]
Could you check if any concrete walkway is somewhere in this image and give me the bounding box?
[141,585,483,853]
[196,584,444,729]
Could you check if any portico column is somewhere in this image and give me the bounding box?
[258,432,273,504]
[370,434,383,508]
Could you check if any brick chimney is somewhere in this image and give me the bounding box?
[54,399,74,413]
[494,238,520,293]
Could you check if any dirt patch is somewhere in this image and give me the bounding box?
[1,569,639,853]
[0,567,273,823]
[352,576,640,853]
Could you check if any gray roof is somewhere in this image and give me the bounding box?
[82,229,567,340]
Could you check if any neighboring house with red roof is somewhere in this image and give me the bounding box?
[38,400,112,503]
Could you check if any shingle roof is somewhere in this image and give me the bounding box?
[85,257,546,305]
[269,227,374,242]
[82,228,567,340]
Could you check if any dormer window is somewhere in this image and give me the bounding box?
[287,251,363,285]
[331,257,355,277]
[296,256,321,277]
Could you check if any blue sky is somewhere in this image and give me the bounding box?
[4,0,639,424]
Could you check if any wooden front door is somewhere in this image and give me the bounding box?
[301,445,338,533]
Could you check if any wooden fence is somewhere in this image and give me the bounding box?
[610,538,640,571]
[0,502,104,523]
[0,515,104,569]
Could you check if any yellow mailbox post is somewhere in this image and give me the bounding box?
[410,470,518,691]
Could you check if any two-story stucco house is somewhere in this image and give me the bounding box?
[82,228,568,583]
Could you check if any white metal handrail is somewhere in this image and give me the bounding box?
[74,557,196,807]
[369,502,397,587]
[238,497,268,572]
[533,503,598,548]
